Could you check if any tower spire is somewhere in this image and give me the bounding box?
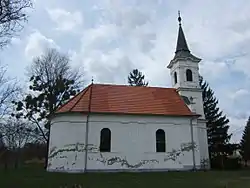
[175,11,190,53]
[167,11,201,69]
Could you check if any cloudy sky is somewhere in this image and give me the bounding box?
[1,0,250,142]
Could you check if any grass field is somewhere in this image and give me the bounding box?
[1,167,250,188]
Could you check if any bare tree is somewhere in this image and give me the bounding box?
[0,118,37,167]
[0,65,20,167]
[0,65,20,118]
[0,119,35,149]
[0,0,32,48]
[12,48,84,168]
[13,48,84,141]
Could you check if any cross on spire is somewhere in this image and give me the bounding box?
[178,10,181,25]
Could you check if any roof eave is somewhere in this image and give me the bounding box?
[48,111,86,122]
[52,111,199,118]
[191,113,201,118]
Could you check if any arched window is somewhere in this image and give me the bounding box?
[100,128,111,152]
[186,69,193,81]
[174,72,177,84]
[156,129,166,152]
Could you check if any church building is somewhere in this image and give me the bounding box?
[47,14,210,173]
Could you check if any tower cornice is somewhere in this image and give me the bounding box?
[176,87,203,92]
[167,55,201,69]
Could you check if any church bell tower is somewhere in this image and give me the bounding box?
[167,12,205,120]
[168,12,210,169]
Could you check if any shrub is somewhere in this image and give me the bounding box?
[211,155,241,170]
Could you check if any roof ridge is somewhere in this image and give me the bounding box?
[56,84,91,113]
[92,83,176,90]
[68,84,93,112]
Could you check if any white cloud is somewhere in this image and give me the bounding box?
[25,31,59,60]
[76,1,171,86]
[11,37,22,46]
[229,55,250,77]
[77,0,250,86]
[200,61,231,81]
[229,116,247,143]
[47,8,83,31]
[229,89,250,100]
[217,88,250,142]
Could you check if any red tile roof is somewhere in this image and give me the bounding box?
[56,84,198,117]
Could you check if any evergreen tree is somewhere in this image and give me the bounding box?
[240,116,250,166]
[199,76,231,160]
[128,69,148,86]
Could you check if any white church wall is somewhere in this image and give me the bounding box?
[196,120,210,169]
[47,114,87,172]
[47,113,202,173]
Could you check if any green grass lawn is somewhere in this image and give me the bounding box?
[1,166,250,188]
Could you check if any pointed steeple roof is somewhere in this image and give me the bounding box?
[176,16,190,53]
[167,11,201,69]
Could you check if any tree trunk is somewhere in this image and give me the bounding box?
[44,127,50,169]
[14,158,18,169]
[3,151,8,171]
[221,154,224,170]
[14,150,19,169]
[4,161,7,170]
